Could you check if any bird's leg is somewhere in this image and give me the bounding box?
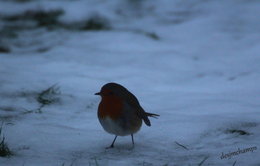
[131,134,135,147]
[106,135,117,149]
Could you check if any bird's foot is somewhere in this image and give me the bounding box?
[105,145,114,149]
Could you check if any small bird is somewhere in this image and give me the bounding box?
[95,82,159,148]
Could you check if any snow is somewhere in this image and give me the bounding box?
[0,0,260,165]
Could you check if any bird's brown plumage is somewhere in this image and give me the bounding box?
[97,82,159,126]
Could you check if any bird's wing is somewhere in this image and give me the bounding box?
[122,90,157,126]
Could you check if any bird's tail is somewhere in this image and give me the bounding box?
[142,112,160,126]
[146,112,160,118]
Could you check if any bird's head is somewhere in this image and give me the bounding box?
[95,82,126,98]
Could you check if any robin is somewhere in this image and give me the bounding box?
[95,82,159,148]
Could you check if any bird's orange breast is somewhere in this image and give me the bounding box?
[98,96,124,120]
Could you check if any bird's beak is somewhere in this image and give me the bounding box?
[95,92,101,95]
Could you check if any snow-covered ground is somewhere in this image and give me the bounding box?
[0,0,260,165]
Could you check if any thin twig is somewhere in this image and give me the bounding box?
[198,156,209,166]
[174,141,189,150]
[94,157,99,166]
[232,161,237,166]
[0,122,3,136]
